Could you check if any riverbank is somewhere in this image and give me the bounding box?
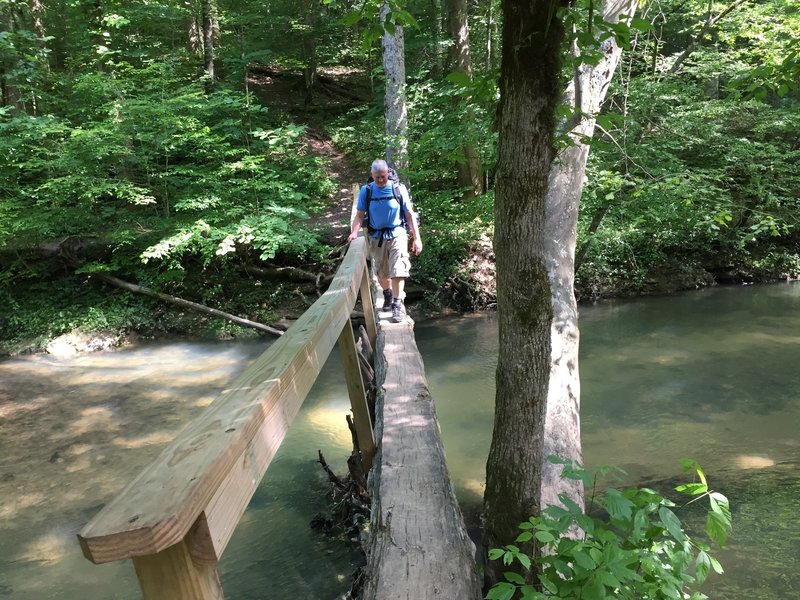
[3,251,796,359]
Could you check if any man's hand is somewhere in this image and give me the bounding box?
[348,231,359,242]
[412,238,423,256]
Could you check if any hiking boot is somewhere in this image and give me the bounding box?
[391,299,404,323]
[381,288,393,312]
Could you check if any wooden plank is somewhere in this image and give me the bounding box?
[361,323,482,599]
[359,270,378,348]
[78,238,369,564]
[338,321,376,471]
[133,516,223,600]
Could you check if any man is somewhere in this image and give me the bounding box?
[348,159,422,323]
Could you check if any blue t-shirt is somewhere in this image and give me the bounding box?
[357,182,411,239]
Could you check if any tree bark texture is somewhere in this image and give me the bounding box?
[482,0,566,588]
[446,0,483,196]
[301,0,321,105]
[1,6,21,109]
[28,0,46,39]
[380,3,408,171]
[540,0,637,514]
[429,0,444,79]
[202,0,216,86]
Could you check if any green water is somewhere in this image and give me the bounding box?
[1,282,798,598]
[416,282,800,600]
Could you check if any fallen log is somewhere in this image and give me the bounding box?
[93,273,284,337]
[238,263,334,288]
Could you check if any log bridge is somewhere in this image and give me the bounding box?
[77,231,482,598]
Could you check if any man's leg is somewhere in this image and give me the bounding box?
[372,238,393,311]
[390,277,405,301]
[387,233,411,323]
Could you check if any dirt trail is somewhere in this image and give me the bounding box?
[248,67,370,247]
[303,130,366,246]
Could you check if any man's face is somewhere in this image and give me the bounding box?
[372,169,389,186]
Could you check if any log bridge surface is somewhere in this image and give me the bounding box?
[77,231,481,598]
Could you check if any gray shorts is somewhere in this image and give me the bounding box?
[370,231,411,280]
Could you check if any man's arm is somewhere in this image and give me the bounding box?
[348,186,369,242]
[400,186,422,256]
[348,210,365,242]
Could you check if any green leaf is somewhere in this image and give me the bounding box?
[695,550,710,584]
[706,511,730,547]
[486,582,516,600]
[572,549,597,570]
[539,573,558,595]
[516,553,532,570]
[516,531,533,543]
[709,555,724,575]
[488,548,505,561]
[604,488,634,520]
[675,482,707,495]
[505,571,526,585]
[534,530,556,543]
[659,507,685,542]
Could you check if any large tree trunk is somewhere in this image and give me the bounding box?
[380,2,408,171]
[482,0,566,588]
[540,0,637,513]
[446,0,483,197]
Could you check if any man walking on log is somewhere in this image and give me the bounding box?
[348,159,422,323]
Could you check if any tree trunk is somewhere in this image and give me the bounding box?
[482,0,566,588]
[29,0,46,38]
[202,0,216,89]
[380,2,408,171]
[1,7,20,110]
[429,0,444,79]
[301,0,321,105]
[540,0,637,513]
[84,0,106,72]
[446,0,483,197]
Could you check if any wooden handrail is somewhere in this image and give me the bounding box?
[77,236,375,598]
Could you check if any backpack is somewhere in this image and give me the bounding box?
[361,169,409,236]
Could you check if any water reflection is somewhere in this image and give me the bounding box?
[416,282,800,600]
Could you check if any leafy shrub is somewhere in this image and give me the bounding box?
[487,459,732,600]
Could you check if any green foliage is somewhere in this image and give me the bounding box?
[487,459,732,600]
[411,189,493,287]
[0,62,331,267]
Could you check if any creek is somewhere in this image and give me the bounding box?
[1,282,798,599]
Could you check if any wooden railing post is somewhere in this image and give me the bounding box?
[132,514,222,600]
[359,269,378,348]
[338,319,376,470]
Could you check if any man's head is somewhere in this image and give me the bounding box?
[371,159,389,186]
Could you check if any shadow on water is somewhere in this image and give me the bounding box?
[0,340,357,600]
